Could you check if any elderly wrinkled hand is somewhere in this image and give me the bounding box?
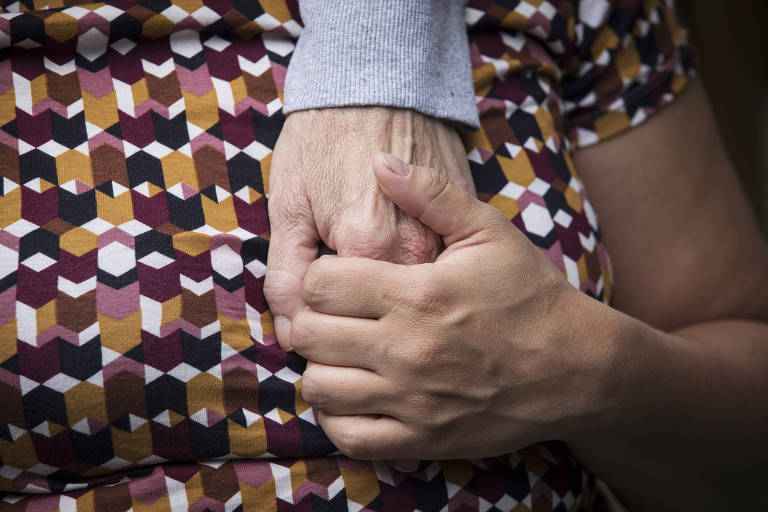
[290,154,616,461]
[264,108,475,350]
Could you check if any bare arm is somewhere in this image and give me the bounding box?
[570,79,768,510]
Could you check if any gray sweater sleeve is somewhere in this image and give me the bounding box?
[282,0,479,129]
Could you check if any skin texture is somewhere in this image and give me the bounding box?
[285,81,768,510]
[263,107,475,350]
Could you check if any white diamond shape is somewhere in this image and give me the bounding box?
[38,140,68,157]
[211,244,243,280]
[161,4,189,23]
[0,245,18,280]
[143,141,173,159]
[44,373,80,392]
[245,259,266,278]
[77,28,108,61]
[82,217,114,235]
[21,253,56,272]
[167,362,199,383]
[170,30,202,59]
[98,241,135,276]
[110,38,136,56]
[15,38,41,49]
[528,177,550,196]
[521,203,554,238]
[243,140,271,161]
[191,6,220,25]
[138,251,174,269]
[203,35,230,52]
[553,210,573,228]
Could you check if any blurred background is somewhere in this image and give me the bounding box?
[678,0,768,234]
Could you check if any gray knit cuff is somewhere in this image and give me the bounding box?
[283,0,479,130]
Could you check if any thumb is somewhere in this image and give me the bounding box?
[264,205,318,350]
[373,153,505,246]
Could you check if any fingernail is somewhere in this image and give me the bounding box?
[379,153,410,176]
[274,316,293,351]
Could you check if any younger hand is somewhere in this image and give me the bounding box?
[264,108,475,349]
[291,155,615,460]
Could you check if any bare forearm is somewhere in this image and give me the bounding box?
[568,300,768,511]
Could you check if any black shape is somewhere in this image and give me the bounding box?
[250,111,283,150]
[189,420,229,458]
[1,119,17,138]
[226,152,263,194]
[241,236,269,270]
[145,374,188,418]
[285,351,307,376]
[47,469,88,493]
[105,122,123,139]
[22,386,69,427]
[137,0,172,10]
[70,427,114,466]
[51,112,87,148]
[470,157,508,197]
[212,270,244,292]
[112,414,132,432]
[171,51,206,71]
[152,111,189,150]
[124,344,144,364]
[19,149,57,185]
[135,229,175,260]
[413,471,449,512]
[258,376,296,415]
[0,353,18,374]
[167,193,205,231]
[59,188,97,226]
[181,331,221,372]
[298,417,335,456]
[507,109,543,144]
[96,268,138,289]
[0,424,11,442]
[206,121,223,140]
[109,13,143,43]
[126,151,165,188]
[74,53,110,73]
[19,227,58,261]
[9,9,43,45]
[59,337,101,381]
[231,0,265,20]
[501,460,532,502]
[228,409,247,428]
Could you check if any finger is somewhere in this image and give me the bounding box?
[264,199,319,350]
[302,362,394,416]
[302,255,409,318]
[318,412,413,460]
[374,153,508,247]
[291,309,382,369]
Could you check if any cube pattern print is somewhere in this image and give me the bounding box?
[0,0,694,510]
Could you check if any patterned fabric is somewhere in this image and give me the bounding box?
[0,0,693,510]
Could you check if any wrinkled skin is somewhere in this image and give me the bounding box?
[264,107,475,350]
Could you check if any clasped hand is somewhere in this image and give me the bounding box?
[287,154,615,461]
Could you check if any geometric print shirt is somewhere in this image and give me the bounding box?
[0,0,694,510]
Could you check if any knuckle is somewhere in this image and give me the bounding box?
[263,269,297,308]
[289,311,312,352]
[337,217,392,259]
[401,273,447,315]
[300,368,323,408]
[396,339,438,373]
[334,429,371,460]
[302,260,331,306]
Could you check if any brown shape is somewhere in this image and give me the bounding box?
[243,71,278,104]
[43,218,75,235]
[223,367,259,415]
[584,248,603,284]
[0,143,19,184]
[91,145,129,187]
[480,110,517,150]
[57,290,97,332]
[93,484,132,511]
[155,221,185,236]
[201,463,241,503]
[47,71,82,107]
[105,371,147,422]
[194,146,230,191]
[305,457,342,487]
[146,73,182,107]
[181,289,218,328]
[125,5,156,22]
